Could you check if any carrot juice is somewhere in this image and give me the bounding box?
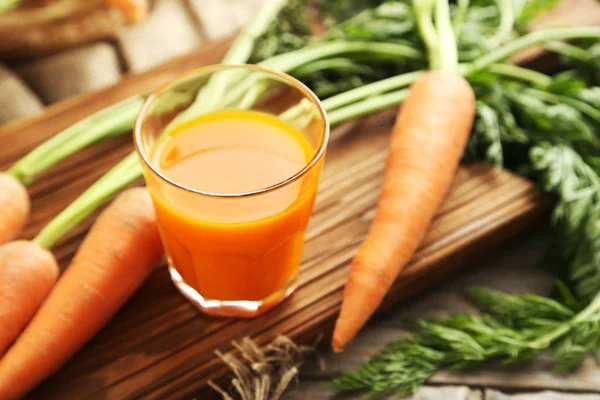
[135,65,329,317]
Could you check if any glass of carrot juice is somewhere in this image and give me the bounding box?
[133,65,329,318]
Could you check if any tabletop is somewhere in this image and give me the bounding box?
[1,1,600,399]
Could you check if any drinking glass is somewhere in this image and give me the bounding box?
[134,65,329,318]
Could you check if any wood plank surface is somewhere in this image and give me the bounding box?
[0,32,561,400]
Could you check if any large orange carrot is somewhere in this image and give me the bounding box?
[332,70,476,352]
[0,172,29,245]
[0,241,59,356]
[0,188,163,399]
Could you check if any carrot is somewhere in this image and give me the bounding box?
[0,153,145,370]
[332,70,475,352]
[0,172,29,245]
[0,188,163,399]
[106,0,148,23]
[0,241,59,356]
[331,0,476,352]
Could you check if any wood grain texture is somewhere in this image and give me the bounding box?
[0,40,555,400]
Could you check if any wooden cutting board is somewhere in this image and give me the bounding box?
[0,39,556,400]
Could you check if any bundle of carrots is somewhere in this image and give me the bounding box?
[0,96,145,362]
[0,97,156,399]
[0,188,162,399]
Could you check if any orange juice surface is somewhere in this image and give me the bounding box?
[149,110,320,302]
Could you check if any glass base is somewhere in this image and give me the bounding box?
[168,266,297,318]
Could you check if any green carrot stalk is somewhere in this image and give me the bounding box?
[469,26,600,72]
[168,0,292,131]
[487,63,551,86]
[321,64,552,126]
[414,0,440,68]
[487,0,515,48]
[327,89,409,126]
[434,0,458,71]
[453,0,469,37]
[8,96,146,186]
[221,0,290,65]
[261,41,423,71]
[544,41,591,60]
[322,71,425,111]
[170,40,424,131]
[324,62,550,117]
[292,58,374,78]
[33,152,142,249]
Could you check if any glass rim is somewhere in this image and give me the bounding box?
[133,64,330,199]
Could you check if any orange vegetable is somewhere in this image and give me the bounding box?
[0,172,30,245]
[332,71,476,352]
[0,188,163,399]
[106,0,149,23]
[0,241,59,356]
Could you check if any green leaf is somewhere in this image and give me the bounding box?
[248,0,313,63]
[465,287,575,327]
[333,291,600,395]
[331,340,443,395]
[529,144,600,301]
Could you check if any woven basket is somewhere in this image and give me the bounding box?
[0,0,125,58]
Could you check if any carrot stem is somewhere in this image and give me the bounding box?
[261,41,423,72]
[544,41,591,61]
[434,0,458,71]
[33,152,142,249]
[221,0,290,65]
[328,89,409,126]
[453,0,469,37]
[487,63,551,87]
[414,0,439,69]
[292,58,373,78]
[324,62,549,115]
[322,70,425,111]
[169,41,424,132]
[166,0,289,132]
[469,27,600,72]
[8,95,146,186]
[326,64,550,126]
[487,0,515,48]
